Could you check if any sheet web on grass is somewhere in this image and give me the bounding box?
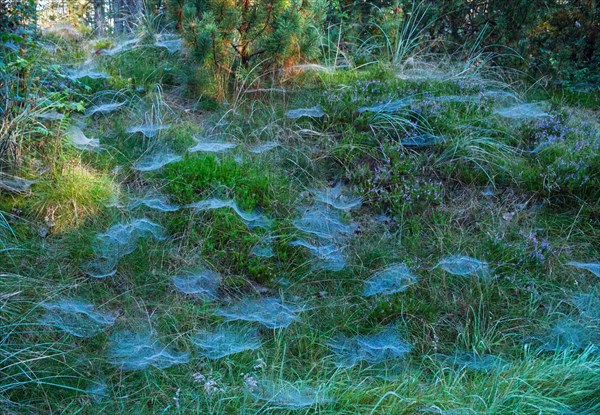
[86,101,126,116]
[493,103,550,120]
[86,218,166,278]
[129,195,180,212]
[65,66,110,81]
[101,38,140,56]
[436,352,509,372]
[188,138,237,153]
[172,269,221,300]
[533,317,599,353]
[291,205,356,271]
[36,111,64,121]
[293,205,357,240]
[434,256,490,278]
[568,261,600,278]
[0,173,35,193]
[290,239,346,271]
[401,133,445,147]
[249,141,280,154]
[481,89,520,102]
[86,257,120,279]
[328,327,412,368]
[312,183,362,211]
[67,126,100,151]
[154,34,183,53]
[363,263,418,296]
[192,324,261,359]
[569,82,600,93]
[39,299,116,338]
[127,124,169,138]
[285,106,325,119]
[291,63,344,73]
[187,198,272,229]
[215,297,300,329]
[359,98,412,114]
[86,381,109,402]
[133,150,182,172]
[573,293,600,323]
[108,329,190,370]
[251,379,333,409]
[395,66,448,81]
[250,235,275,258]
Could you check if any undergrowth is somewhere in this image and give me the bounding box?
[1,23,599,415]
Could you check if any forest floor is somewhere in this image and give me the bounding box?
[1,30,600,414]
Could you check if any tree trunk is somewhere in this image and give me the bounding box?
[238,0,251,68]
[94,0,105,36]
[114,0,123,34]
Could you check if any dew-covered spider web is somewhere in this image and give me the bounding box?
[250,378,333,409]
[187,198,273,229]
[290,239,347,271]
[85,218,166,278]
[434,256,490,278]
[129,195,180,212]
[293,205,357,240]
[67,126,101,151]
[86,101,126,116]
[285,106,325,119]
[568,261,600,278]
[127,124,170,138]
[249,141,280,154]
[133,150,182,172]
[39,299,116,338]
[359,98,412,114]
[435,352,509,372]
[192,324,261,359]
[363,263,418,296]
[215,297,300,329]
[172,269,222,300]
[107,329,190,370]
[328,327,412,368]
[312,183,362,211]
[188,139,237,153]
[493,103,550,120]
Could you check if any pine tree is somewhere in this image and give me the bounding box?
[167,0,327,75]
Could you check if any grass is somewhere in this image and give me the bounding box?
[24,162,115,232]
[0,23,599,415]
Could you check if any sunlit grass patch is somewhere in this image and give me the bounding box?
[162,153,294,214]
[26,161,116,233]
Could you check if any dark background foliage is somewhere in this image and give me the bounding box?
[336,0,600,81]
